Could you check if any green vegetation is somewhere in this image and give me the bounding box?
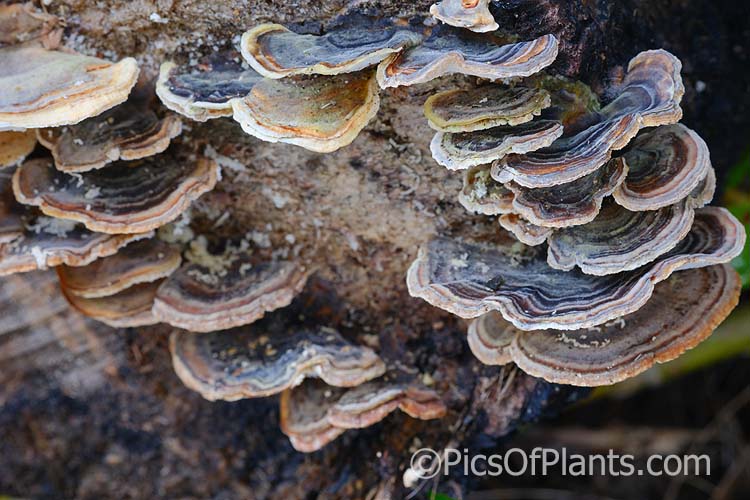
[724,149,750,288]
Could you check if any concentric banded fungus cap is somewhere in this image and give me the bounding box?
[377,27,558,88]
[170,324,386,401]
[407,207,745,330]
[432,120,562,170]
[0,130,37,168]
[156,53,263,122]
[279,375,446,452]
[0,172,151,274]
[430,0,499,33]
[0,46,138,130]
[0,215,151,276]
[547,198,698,275]
[493,50,684,188]
[326,376,447,429]
[458,165,515,215]
[504,157,628,227]
[466,311,514,365]
[61,279,162,328]
[39,89,183,173]
[279,380,347,453]
[498,214,552,246]
[57,239,181,298]
[240,18,422,78]
[532,74,602,130]
[614,124,711,211]
[0,2,62,49]
[424,86,551,132]
[509,264,741,386]
[13,155,219,234]
[153,256,309,332]
[232,70,380,153]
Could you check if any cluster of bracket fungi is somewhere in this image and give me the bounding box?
[0,0,746,455]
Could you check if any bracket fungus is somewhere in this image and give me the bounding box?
[0,45,138,130]
[156,54,263,122]
[546,199,696,275]
[504,157,628,228]
[232,70,380,153]
[170,324,386,401]
[424,86,551,132]
[279,380,347,453]
[241,19,422,78]
[468,264,741,386]
[0,130,37,168]
[376,27,558,88]
[280,376,446,452]
[0,215,150,276]
[614,123,711,211]
[57,239,181,298]
[432,120,563,170]
[61,279,163,328]
[326,377,447,429]
[37,89,182,173]
[407,207,744,330]
[458,165,515,215]
[498,214,553,246]
[0,169,150,275]
[466,309,515,365]
[13,155,218,234]
[153,256,309,332]
[493,50,684,188]
[430,0,499,33]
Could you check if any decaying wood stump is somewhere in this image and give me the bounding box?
[1,0,748,498]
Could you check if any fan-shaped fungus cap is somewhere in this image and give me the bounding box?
[407,207,745,330]
[432,120,562,170]
[0,130,37,168]
[466,311,514,365]
[493,50,684,188]
[503,157,628,227]
[0,215,151,276]
[232,70,380,153]
[424,86,551,133]
[0,2,62,49]
[0,46,138,130]
[57,238,180,298]
[279,380,347,453]
[279,375,446,452]
[61,279,162,328]
[689,166,716,209]
[377,28,558,89]
[38,89,182,173]
[326,377,447,429]
[430,0,498,33]
[241,18,423,79]
[498,214,552,246]
[458,165,515,215]
[531,74,602,130]
[153,256,309,332]
[156,54,263,122]
[509,264,741,386]
[170,325,386,401]
[13,155,218,234]
[614,124,711,211]
[492,116,637,188]
[547,198,697,275]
